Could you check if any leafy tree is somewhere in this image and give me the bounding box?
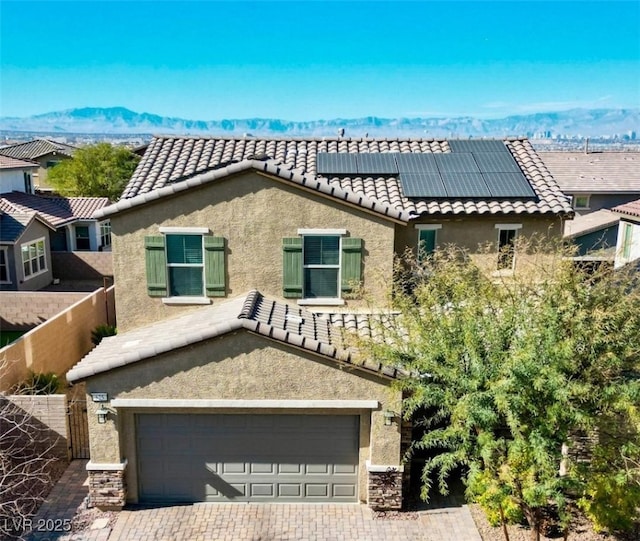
[360,243,640,540]
[48,142,139,200]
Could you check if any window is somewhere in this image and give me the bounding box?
[0,248,9,283]
[75,226,90,251]
[144,228,226,302]
[415,224,442,261]
[283,229,363,304]
[100,221,112,249]
[573,195,591,210]
[23,172,32,194]
[21,238,47,279]
[495,224,522,271]
[622,223,633,259]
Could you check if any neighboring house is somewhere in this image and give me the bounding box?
[0,210,55,291]
[0,155,39,194]
[66,136,573,510]
[613,199,640,268]
[563,208,619,260]
[0,138,76,192]
[540,151,640,214]
[0,192,111,252]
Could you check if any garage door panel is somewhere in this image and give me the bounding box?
[137,414,359,503]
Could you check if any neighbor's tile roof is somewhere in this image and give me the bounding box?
[540,152,640,193]
[0,139,76,160]
[563,209,619,239]
[0,155,39,170]
[0,211,55,243]
[613,198,640,219]
[66,290,403,383]
[94,159,410,223]
[0,192,110,227]
[120,135,573,217]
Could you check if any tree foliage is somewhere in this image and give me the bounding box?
[361,242,640,539]
[48,142,139,200]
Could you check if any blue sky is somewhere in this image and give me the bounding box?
[1,1,639,120]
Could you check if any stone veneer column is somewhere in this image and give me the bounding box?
[367,466,403,510]
[86,461,127,510]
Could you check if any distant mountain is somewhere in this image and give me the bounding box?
[1,106,638,137]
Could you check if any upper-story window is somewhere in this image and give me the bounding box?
[100,221,112,249]
[283,229,362,305]
[23,172,33,194]
[621,223,634,260]
[75,225,91,251]
[0,247,10,284]
[415,224,442,261]
[495,224,522,271]
[573,195,591,210]
[144,227,226,304]
[21,238,47,279]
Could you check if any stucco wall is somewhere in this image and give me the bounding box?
[111,171,396,332]
[84,331,402,504]
[396,214,565,274]
[0,291,87,330]
[51,251,114,280]
[0,286,116,391]
[568,193,640,214]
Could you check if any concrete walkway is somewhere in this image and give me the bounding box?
[24,460,482,541]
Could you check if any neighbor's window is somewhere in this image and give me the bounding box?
[21,238,47,279]
[416,225,442,261]
[166,234,204,297]
[573,195,591,210]
[0,248,9,283]
[100,221,112,248]
[303,235,340,298]
[622,223,633,259]
[75,225,90,251]
[23,172,33,194]
[496,225,522,271]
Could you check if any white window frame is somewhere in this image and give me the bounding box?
[494,224,522,273]
[621,222,633,260]
[0,247,10,284]
[573,194,591,210]
[159,227,210,305]
[297,228,346,306]
[21,237,47,280]
[100,221,112,248]
[415,224,442,261]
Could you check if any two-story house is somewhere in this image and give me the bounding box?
[67,136,573,511]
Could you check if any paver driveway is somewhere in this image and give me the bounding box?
[107,501,482,541]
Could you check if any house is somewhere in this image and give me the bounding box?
[0,138,76,192]
[0,155,39,194]
[613,199,640,268]
[66,136,573,510]
[563,208,619,261]
[540,151,640,214]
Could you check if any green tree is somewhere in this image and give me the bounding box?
[361,244,640,540]
[48,142,139,200]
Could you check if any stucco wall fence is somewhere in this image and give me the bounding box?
[51,251,113,280]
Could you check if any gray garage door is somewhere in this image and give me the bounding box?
[136,413,359,503]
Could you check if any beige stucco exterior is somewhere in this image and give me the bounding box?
[111,171,397,332]
[84,331,402,504]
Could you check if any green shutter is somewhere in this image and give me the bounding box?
[341,237,363,293]
[283,237,303,298]
[144,236,167,297]
[204,236,226,297]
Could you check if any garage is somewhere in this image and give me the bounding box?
[136,413,360,503]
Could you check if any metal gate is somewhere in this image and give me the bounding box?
[67,398,89,459]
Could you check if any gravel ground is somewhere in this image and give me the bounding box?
[469,504,637,541]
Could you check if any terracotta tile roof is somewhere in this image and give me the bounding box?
[0,211,55,243]
[120,136,573,217]
[0,155,39,170]
[66,290,404,383]
[0,139,76,160]
[94,159,410,223]
[563,209,619,239]
[540,151,640,193]
[613,198,640,219]
[0,192,111,227]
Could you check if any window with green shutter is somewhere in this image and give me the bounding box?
[145,232,226,299]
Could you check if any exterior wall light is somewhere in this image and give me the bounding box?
[383,410,396,426]
[96,405,110,424]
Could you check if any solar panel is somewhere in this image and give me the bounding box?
[449,140,508,153]
[435,153,480,173]
[482,173,537,198]
[357,153,399,175]
[440,172,492,198]
[316,153,358,175]
[396,153,438,173]
[473,152,521,173]
[399,172,447,197]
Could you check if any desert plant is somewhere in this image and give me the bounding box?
[91,324,117,345]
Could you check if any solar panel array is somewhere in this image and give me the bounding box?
[316,140,536,199]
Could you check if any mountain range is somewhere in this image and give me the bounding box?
[1,107,638,138]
